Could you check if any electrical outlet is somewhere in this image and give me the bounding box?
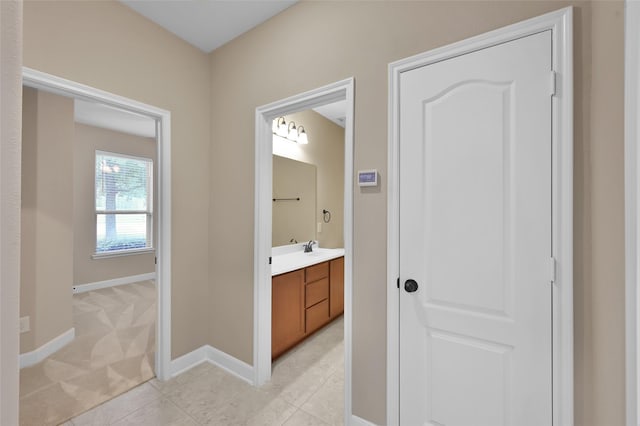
[20,316,30,333]
[317,222,322,233]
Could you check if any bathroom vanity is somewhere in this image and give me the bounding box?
[271,247,344,359]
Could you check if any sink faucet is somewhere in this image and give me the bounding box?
[303,240,316,253]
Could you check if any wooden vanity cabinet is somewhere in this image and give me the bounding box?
[272,256,345,359]
[271,269,305,359]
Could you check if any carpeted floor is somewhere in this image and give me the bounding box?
[19,280,156,426]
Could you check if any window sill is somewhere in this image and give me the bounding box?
[92,248,155,260]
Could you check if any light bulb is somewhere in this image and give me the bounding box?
[297,126,308,144]
[288,122,298,142]
[276,118,288,137]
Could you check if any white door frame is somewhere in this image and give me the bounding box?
[254,78,354,423]
[22,67,173,381]
[387,8,573,425]
[625,1,640,425]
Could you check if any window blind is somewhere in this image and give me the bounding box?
[95,151,153,253]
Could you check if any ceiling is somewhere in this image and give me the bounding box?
[313,101,347,128]
[74,99,157,138]
[119,0,298,53]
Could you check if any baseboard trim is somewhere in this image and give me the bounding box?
[169,344,254,385]
[169,345,210,377]
[20,328,75,369]
[204,345,253,384]
[73,272,156,294]
[351,415,377,426]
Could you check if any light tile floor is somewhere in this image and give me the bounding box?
[64,316,345,426]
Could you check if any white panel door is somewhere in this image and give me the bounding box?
[399,31,552,426]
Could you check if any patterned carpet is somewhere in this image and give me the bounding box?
[19,281,156,426]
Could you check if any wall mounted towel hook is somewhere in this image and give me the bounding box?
[322,209,331,223]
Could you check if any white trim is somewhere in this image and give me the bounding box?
[93,211,153,216]
[205,345,254,384]
[350,415,377,426]
[91,248,155,260]
[96,149,153,163]
[169,345,254,385]
[387,7,573,425]
[625,1,640,425]
[22,67,173,382]
[72,272,156,294]
[168,345,209,378]
[254,78,355,426]
[19,328,75,369]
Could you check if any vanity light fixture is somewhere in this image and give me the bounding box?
[287,121,298,142]
[273,116,288,138]
[272,117,309,144]
[297,125,308,144]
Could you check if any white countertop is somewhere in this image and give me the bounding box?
[271,246,345,276]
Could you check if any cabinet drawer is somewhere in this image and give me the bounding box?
[306,299,329,334]
[306,278,329,308]
[305,261,328,283]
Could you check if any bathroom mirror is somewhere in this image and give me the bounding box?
[271,108,345,249]
[272,155,316,246]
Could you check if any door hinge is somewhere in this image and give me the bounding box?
[550,70,557,97]
[154,256,157,265]
[397,277,400,289]
[269,256,272,265]
[549,257,556,284]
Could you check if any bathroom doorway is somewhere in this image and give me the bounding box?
[254,79,354,424]
[269,104,346,423]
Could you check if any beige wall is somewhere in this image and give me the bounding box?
[73,123,156,286]
[20,87,74,354]
[272,155,316,246]
[587,2,625,423]
[21,87,36,353]
[20,1,628,424]
[23,0,212,359]
[208,1,624,424]
[1,1,23,422]
[275,110,345,249]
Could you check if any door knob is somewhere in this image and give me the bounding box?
[404,279,418,293]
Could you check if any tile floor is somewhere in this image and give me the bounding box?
[19,281,156,426]
[64,316,345,426]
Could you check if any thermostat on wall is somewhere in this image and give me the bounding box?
[358,169,378,187]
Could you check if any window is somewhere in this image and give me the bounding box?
[95,151,153,255]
